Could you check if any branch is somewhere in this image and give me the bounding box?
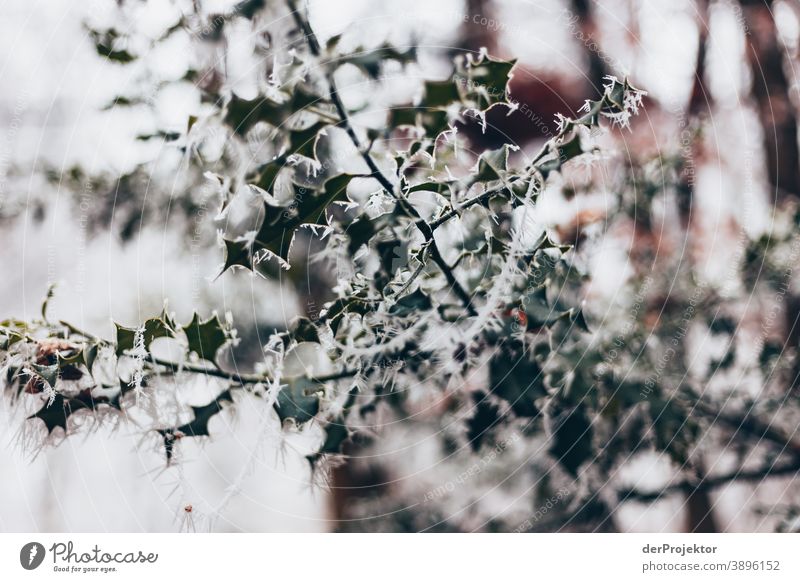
[58,320,357,385]
[146,354,357,385]
[286,0,476,316]
[621,457,800,503]
[430,176,523,230]
[689,396,800,456]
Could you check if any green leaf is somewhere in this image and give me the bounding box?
[225,87,324,136]
[405,180,456,198]
[317,416,350,454]
[183,313,230,364]
[249,156,286,194]
[0,328,25,350]
[332,43,416,79]
[323,296,373,334]
[275,377,321,423]
[31,363,59,389]
[389,53,515,139]
[548,404,593,477]
[389,288,432,316]
[423,80,461,108]
[88,28,136,63]
[287,121,328,161]
[115,311,177,356]
[457,53,516,110]
[291,317,320,343]
[489,345,545,417]
[28,394,77,434]
[41,284,56,321]
[249,174,355,270]
[538,134,583,180]
[83,343,99,374]
[345,217,376,255]
[466,391,501,451]
[473,144,517,183]
[222,238,253,272]
[158,389,234,462]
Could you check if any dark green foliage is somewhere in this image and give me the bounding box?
[183,313,231,364]
[548,405,594,477]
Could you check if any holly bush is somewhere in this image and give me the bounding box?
[2,0,798,532]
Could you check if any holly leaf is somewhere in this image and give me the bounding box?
[28,393,71,434]
[332,43,416,79]
[225,87,324,136]
[0,329,25,350]
[31,363,59,389]
[115,310,177,356]
[548,404,593,477]
[275,377,321,424]
[249,156,286,194]
[317,416,350,454]
[457,53,516,110]
[157,389,234,463]
[183,313,230,364]
[290,317,320,343]
[537,134,583,180]
[247,174,355,270]
[405,180,456,198]
[389,53,515,139]
[389,288,432,316]
[423,79,461,108]
[323,296,374,334]
[222,238,253,272]
[466,391,501,451]
[88,28,136,63]
[287,121,328,161]
[472,144,518,183]
[489,344,545,417]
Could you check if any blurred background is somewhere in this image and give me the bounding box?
[1,0,799,531]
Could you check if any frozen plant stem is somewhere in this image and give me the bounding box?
[286,0,477,316]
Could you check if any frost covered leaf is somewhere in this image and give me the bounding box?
[183,313,231,365]
[456,52,516,110]
[225,87,325,136]
[242,174,355,270]
[28,393,73,435]
[473,143,518,183]
[290,317,320,343]
[287,121,328,162]
[30,363,59,389]
[389,288,432,316]
[88,28,136,63]
[115,310,177,356]
[390,53,516,138]
[249,156,286,195]
[323,296,373,334]
[158,389,234,462]
[537,134,583,180]
[55,343,98,374]
[331,43,416,79]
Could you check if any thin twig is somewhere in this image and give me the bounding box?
[621,458,800,502]
[146,354,357,385]
[286,0,476,316]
